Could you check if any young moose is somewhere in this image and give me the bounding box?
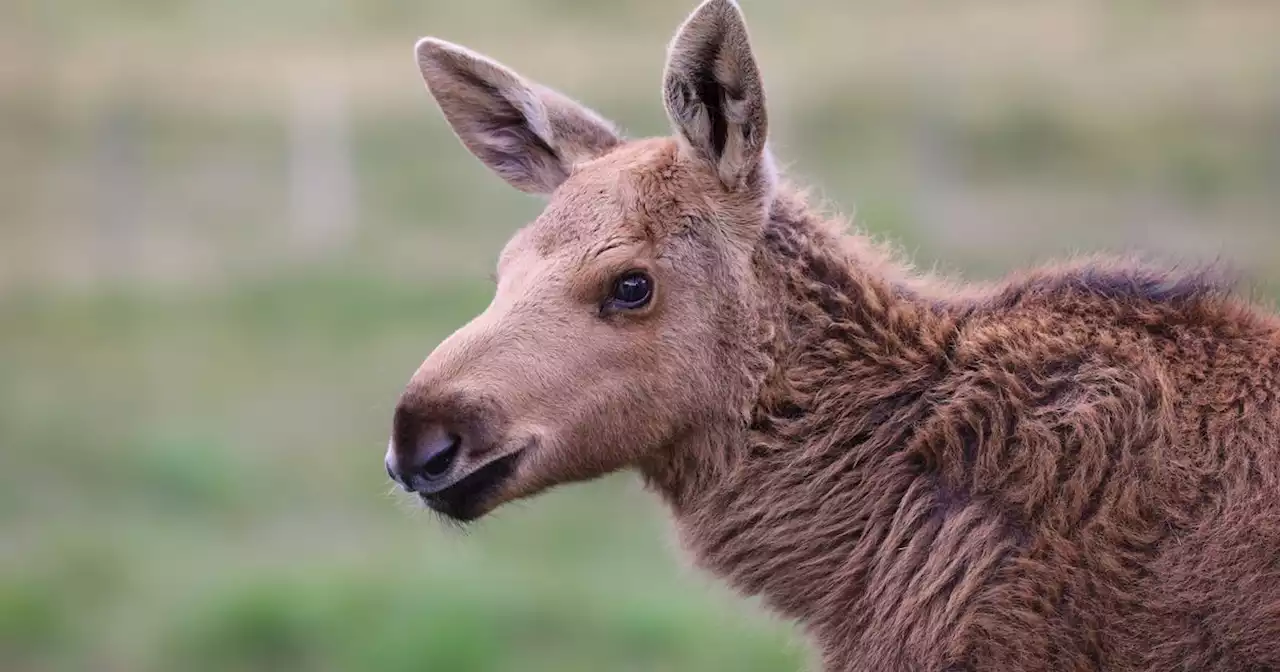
[385,1,1280,669]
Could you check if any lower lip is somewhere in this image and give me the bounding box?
[420,449,523,506]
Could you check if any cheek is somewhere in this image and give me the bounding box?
[518,334,677,461]
[583,328,707,434]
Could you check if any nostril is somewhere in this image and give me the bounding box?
[419,432,461,480]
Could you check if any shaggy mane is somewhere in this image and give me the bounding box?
[984,256,1238,312]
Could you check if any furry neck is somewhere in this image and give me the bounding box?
[638,185,967,636]
[641,185,957,507]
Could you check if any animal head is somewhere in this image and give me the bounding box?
[386,0,777,521]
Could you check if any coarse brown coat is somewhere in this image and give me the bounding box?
[384,1,1280,669]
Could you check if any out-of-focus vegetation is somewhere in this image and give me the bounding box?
[1,1,1277,670]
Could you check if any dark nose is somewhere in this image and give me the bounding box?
[386,423,463,493]
[388,389,504,493]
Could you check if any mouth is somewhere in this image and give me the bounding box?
[418,450,523,522]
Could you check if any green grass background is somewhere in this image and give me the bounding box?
[1,0,1278,670]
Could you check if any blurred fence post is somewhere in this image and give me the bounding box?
[92,99,143,284]
[288,80,355,259]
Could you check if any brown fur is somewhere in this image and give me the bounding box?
[389,2,1280,669]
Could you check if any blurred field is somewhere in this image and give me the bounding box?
[2,1,1278,670]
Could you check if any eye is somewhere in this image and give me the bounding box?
[605,271,653,311]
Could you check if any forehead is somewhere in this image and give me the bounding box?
[501,138,715,265]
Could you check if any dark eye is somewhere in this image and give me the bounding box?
[606,271,653,311]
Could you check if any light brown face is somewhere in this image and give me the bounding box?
[385,0,774,521]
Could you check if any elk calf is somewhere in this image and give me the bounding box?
[384,1,1280,669]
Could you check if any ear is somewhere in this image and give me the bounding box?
[415,38,623,194]
[662,0,770,191]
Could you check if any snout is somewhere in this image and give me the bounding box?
[385,390,524,521]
